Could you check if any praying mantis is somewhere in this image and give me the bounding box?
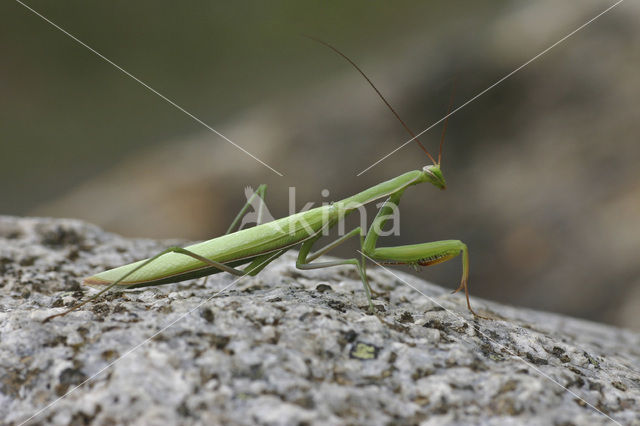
[44,40,482,322]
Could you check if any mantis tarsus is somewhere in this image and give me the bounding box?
[44,41,483,322]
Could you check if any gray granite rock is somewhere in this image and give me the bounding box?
[1,215,639,425]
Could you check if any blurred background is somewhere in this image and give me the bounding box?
[2,0,639,329]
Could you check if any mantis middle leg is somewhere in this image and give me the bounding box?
[296,227,376,312]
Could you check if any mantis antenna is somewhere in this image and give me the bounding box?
[306,36,438,166]
[438,81,457,165]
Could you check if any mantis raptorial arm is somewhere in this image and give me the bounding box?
[362,190,482,317]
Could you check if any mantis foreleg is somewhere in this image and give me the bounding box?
[362,190,481,317]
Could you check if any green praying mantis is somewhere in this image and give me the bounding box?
[44,41,483,323]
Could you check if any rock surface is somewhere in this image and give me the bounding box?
[1,215,639,425]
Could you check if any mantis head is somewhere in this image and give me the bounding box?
[423,164,446,190]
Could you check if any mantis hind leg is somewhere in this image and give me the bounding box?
[226,184,268,234]
[295,228,377,313]
[44,246,249,322]
[362,191,483,318]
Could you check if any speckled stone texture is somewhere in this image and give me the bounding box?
[1,216,639,425]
